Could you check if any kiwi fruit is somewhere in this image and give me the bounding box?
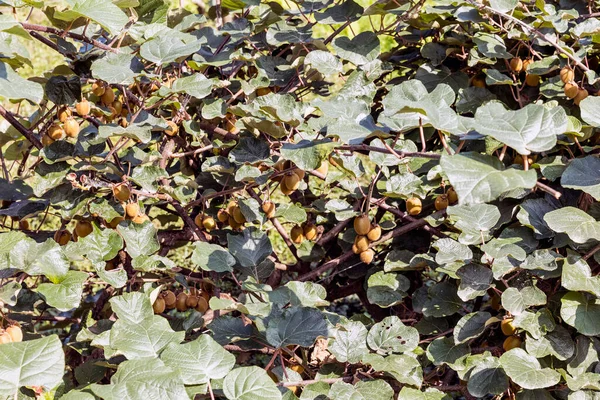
[76,98,91,116]
[262,201,276,218]
[367,225,381,241]
[303,223,318,241]
[435,195,449,211]
[509,57,523,72]
[291,225,304,244]
[125,202,140,218]
[153,297,166,314]
[176,292,188,312]
[53,229,71,245]
[163,291,176,308]
[354,235,369,253]
[360,249,375,264]
[406,197,422,216]
[112,183,131,202]
[64,118,80,138]
[75,220,93,238]
[354,215,371,235]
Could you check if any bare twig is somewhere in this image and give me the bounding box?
[0,105,43,149]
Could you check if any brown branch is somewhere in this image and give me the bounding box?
[583,242,600,261]
[0,105,43,149]
[535,181,561,199]
[298,211,443,281]
[20,23,117,53]
[169,144,214,159]
[29,31,75,60]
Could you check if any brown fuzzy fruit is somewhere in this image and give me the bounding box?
[176,292,189,312]
[354,215,371,236]
[228,215,243,230]
[108,216,124,229]
[132,214,149,224]
[195,296,209,313]
[217,209,230,223]
[564,82,579,99]
[315,161,328,176]
[153,297,166,314]
[76,98,91,116]
[58,106,71,123]
[503,336,522,351]
[447,187,458,204]
[42,135,55,146]
[406,197,422,216]
[92,82,106,97]
[5,325,22,343]
[525,74,540,86]
[262,201,276,218]
[112,183,131,202]
[19,220,29,230]
[303,223,318,241]
[355,235,370,253]
[352,244,360,254]
[226,200,237,215]
[291,225,304,244]
[112,100,123,115]
[560,67,574,84]
[0,332,11,344]
[203,216,216,231]
[101,89,115,105]
[163,291,176,308]
[75,220,93,238]
[574,88,589,105]
[232,207,246,224]
[165,121,178,136]
[48,124,65,140]
[509,57,523,73]
[280,180,294,195]
[471,76,485,88]
[360,249,375,264]
[367,225,381,241]
[522,58,533,71]
[256,87,271,96]
[293,168,306,180]
[126,202,140,218]
[283,172,301,191]
[64,118,80,138]
[53,229,71,245]
[194,214,204,228]
[435,195,449,211]
[186,295,199,309]
[501,319,517,336]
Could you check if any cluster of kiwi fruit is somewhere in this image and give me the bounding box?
[213,199,247,230]
[273,160,328,196]
[405,187,458,216]
[508,56,541,87]
[351,214,382,264]
[290,221,318,244]
[152,287,210,314]
[42,104,83,146]
[500,318,522,351]
[112,182,150,224]
[0,323,22,344]
[560,66,589,105]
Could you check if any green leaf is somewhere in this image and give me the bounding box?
[91,358,187,400]
[37,270,88,311]
[97,123,153,145]
[561,292,600,336]
[447,203,500,244]
[305,50,343,75]
[398,387,450,400]
[223,366,282,400]
[440,152,537,205]
[328,321,368,363]
[329,380,394,400]
[191,241,235,273]
[433,238,473,264]
[140,34,202,65]
[228,227,273,268]
[278,281,329,308]
[467,356,509,397]
[58,0,129,35]
[426,337,470,367]
[501,286,547,316]
[10,238,70,282]
[0,335,65,397]
[170,74,214,99]
[280,140,337,171]
[473,102,567,155]
[91,53,144,85]
[499,348,561,389]
[525,325,574,361]
[273,203,307,224]
[229,136,271,164]
[454,312,491,344]
[366,316,419,355]
[561,156,600,200]
[266,306,328,348]
[109,292,185,359]
[117,220,160,258]
[45,75,81,105]
[0,61,43,103]
[579,96,600,127]
[76,223,123,262]
[421,282,463,317]
[473,32,512,58]
[362,353,423,387]
[160,335,235,385]
[0,281,20,306]
[130,165,167,192]
[544,207,600,243]
[366,271,410,308]
[562,254,600,297]
[332,31,380,66]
